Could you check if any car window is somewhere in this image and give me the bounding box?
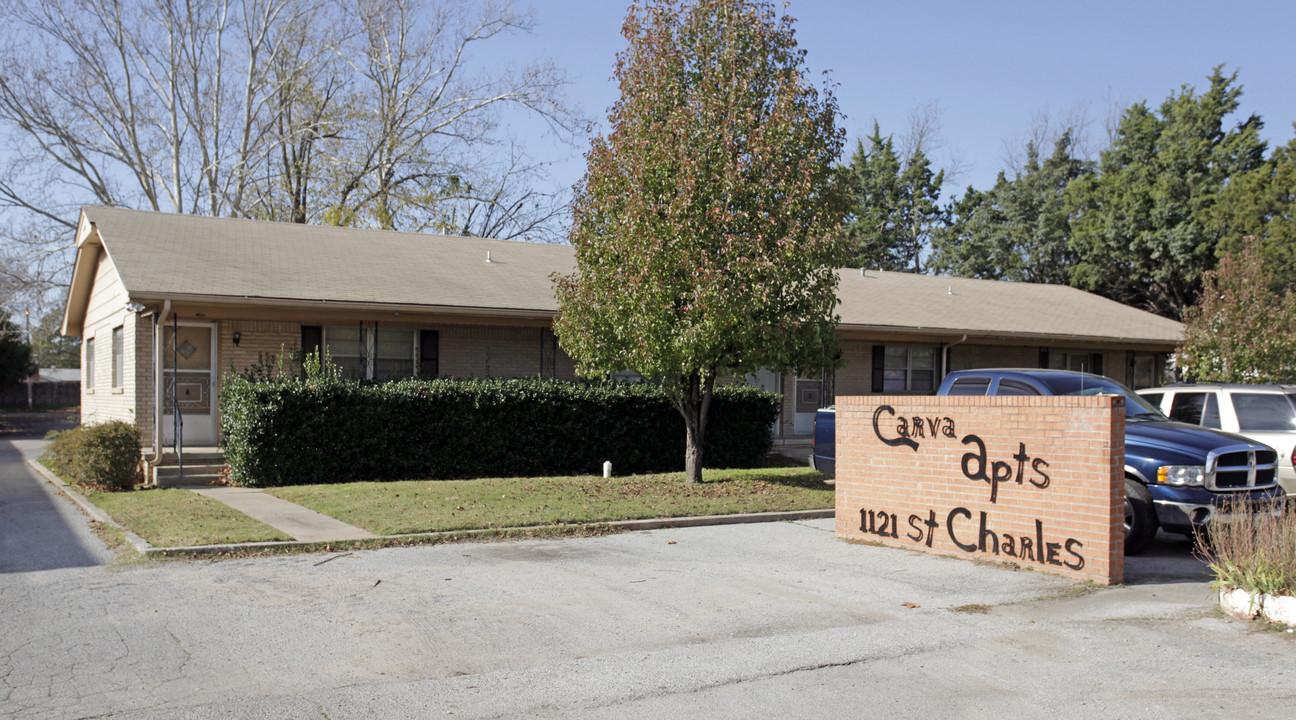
[1169,393,1209,424]
[1036,374,1164,418]
[946,377,990,396]
[997,379,1040,396]
[1200,393,1221,429]
[1140,392,1163,408]
[1231,393,1296,432]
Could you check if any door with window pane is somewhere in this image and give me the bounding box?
[162,323,217,446]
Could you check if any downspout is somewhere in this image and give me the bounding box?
[148,300,172,481]
[940,334,968,382]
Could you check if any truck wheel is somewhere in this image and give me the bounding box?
[1124,478,1157,555]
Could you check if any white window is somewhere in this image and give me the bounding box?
[883,346,936,393]
[111,326,124,388]
[374,328,414,379]
[322,326,417,380]
[323,326,366,379]
[85,337,95,390]
[1049,352,1096,373]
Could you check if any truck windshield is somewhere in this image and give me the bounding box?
[1038,375,1165,419]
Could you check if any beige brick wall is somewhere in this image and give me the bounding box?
[440,325,577,379]
[948,344,1039,372]
[834,394,1124,584]
[133,314,154,442]
[219,321,301,380]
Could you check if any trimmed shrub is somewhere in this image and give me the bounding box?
[220,375,780,487]
[42,421,142,491]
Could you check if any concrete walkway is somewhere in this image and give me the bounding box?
[189,487,377,542]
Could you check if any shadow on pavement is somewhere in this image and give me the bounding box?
[0,409,108,573]
[1123,530,1213,585]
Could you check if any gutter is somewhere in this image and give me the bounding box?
[148,300,172,476]
[126,291,560,320]
[940,333,968,379]
[836,323,1180,349]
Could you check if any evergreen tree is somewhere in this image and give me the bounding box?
[835,123,944,273]
[1214,131,1296,292]
[931,132,1092,283]
[0,312,35,387]
[1065,67,1267,319]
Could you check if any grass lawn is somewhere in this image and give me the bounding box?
[267,466,833,536]
[87,489,292,547]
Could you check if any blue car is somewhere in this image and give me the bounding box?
[812,369,1284,554]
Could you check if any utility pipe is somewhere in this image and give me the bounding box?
[940,334,968,381]
[148,300,172,478]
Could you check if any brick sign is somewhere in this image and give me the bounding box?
[834,395,1125,584]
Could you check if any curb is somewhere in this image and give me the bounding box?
[1218,586,1296,629]
[25,457,834,558]
[26,458,155,553]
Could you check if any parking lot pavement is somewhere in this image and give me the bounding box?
[3,508,1295,719]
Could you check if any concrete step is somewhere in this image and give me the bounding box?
[154,469,226,488]
[152,454,228,487]
[156,450,226,464]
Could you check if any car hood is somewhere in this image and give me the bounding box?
[1127,418,1271,457]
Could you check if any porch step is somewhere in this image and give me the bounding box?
[150,450,227,487]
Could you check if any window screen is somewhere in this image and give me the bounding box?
[85,338,95,389]
[112,326,124,387]
[374,328,414,379]
[882,346,936,393]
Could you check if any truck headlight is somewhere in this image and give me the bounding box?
[1157,465,1205,486]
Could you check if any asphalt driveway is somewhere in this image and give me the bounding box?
[2,413,1294,718]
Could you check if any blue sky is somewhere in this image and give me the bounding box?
[508,0,1296,199]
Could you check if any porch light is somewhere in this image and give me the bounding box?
[125,300,146,313]
[232,332,242,346]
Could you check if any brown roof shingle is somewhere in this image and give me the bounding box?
[76,206,1182,346]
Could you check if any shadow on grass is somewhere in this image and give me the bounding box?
[698,467,830,491]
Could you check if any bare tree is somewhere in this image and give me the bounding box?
[1000,102,1096,176]
[317,0,583,231]
[0,0,584,303]
[896,100,967,186]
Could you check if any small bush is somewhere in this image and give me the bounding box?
[42,421,142,491]
[220,372,780,487]
[1196,496,1296,597]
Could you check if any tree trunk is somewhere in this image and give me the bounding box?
[678,370,715,485]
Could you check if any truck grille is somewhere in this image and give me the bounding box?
[1208,447,1279,491]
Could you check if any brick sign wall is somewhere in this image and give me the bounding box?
[835,395,1125,584]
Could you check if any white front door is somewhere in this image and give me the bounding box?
[162,323,218,446]
[793,376,823,436]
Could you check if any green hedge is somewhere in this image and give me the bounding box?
[42,421,142,491]
[219,376,780,487]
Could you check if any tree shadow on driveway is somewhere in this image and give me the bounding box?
[0,410,110,574]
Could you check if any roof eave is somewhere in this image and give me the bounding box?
[60,212,100,337]
[125,291,560,320]
[836,322,1181,349]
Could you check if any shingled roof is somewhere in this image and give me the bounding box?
[63,206,1182,346]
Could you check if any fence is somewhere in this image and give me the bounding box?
[0,382,81,408]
